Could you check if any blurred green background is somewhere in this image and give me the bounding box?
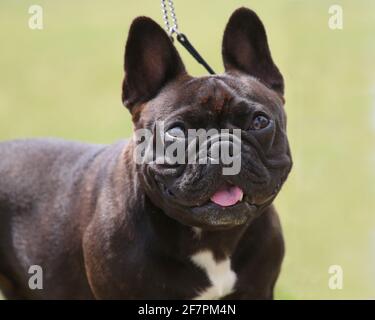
[1,0,375,299]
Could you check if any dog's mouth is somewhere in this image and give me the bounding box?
[184,182,257,229]
[154,178,279,230]
[164,181,261,229]
[209,182,244,207]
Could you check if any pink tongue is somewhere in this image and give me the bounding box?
[210,184,244,207]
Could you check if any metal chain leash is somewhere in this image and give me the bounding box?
[161,0,179,36]
[160,0,215,74]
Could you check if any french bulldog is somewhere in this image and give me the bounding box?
[0,7,292,299]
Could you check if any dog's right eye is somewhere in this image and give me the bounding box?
[251,114,270,130]
[166,125,185,139]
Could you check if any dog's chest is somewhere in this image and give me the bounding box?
[190,250,237,300]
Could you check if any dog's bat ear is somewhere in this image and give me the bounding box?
[122,16,186,111]
[222,8,284,95]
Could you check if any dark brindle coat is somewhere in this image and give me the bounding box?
[0,8,292,299]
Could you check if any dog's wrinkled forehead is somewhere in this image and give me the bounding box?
[168,77,234,113]
[157,74,284,113]
[191,78,233,113]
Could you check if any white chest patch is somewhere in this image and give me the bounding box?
[191,250,237,300]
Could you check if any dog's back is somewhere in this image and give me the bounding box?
[0,139,105,299]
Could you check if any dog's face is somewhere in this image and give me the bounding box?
[122,8,292,230]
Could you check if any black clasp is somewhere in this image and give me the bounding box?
[176,33,216,75]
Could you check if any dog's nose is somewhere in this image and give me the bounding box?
[207,133,241,165]
[186,131,242,169]
[207,139,232,159]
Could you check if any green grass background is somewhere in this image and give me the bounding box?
[1,0,375,299]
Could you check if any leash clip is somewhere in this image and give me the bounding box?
[160,0,216,75]
[176,33,216,75]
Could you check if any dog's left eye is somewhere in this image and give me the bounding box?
[166,125,185,138]
[251,114,270,130]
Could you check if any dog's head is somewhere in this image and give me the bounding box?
[122,8,292,230]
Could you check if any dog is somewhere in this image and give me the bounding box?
[0,7,292,299]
